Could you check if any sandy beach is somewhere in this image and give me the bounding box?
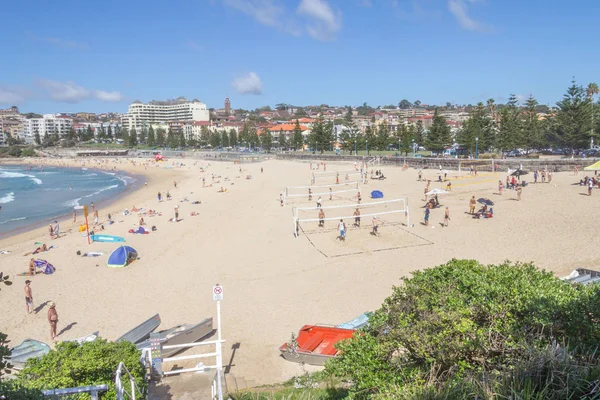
[1,156,599,387]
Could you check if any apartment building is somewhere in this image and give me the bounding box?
[122,97,210,131]
[23,114,73,141]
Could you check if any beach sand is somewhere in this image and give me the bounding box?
[1,157,599,388]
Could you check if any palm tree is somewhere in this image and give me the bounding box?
[486,98,496,121]
[587,83,599,148]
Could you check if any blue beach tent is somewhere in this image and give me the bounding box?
[370,190,384,199]
[107,246,138,268]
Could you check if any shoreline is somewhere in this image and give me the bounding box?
[0,164,144,240]
[0,158,163,249]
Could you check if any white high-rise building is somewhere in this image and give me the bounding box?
[122,97,210,131]
[22,114,73,142]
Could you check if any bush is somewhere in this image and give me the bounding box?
[0,380,43,400]
[20,148,37,157]
[326,259,600,398]
[18,339,146,400]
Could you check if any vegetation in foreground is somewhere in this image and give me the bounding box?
[0,339,145,400]
[234,260,600,399]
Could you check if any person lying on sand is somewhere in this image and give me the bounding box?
[24,244,49,256]
[218,187,227,193]
[190,211,199,216]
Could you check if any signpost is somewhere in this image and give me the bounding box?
[213,284,224,400]
[83,205,90,244]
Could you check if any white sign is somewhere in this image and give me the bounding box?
[213,285,223,301]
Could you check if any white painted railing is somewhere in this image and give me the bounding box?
[115,362,145,400]
[42,385,108,400]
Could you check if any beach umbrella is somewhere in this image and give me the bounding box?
[34,259,55,274]
[510,169,528,177]
[477,198,494,206]
[370,190,384,199]
[584,160,600,171]
[426,188,449,196]
[107,245,138,268]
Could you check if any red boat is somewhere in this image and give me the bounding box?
[279,325,355,366]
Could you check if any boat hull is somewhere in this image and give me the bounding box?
[117,314,161,344]
[9,339,51,370]
[136,317,213,358]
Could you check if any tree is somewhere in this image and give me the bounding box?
[34,133,41,145]
[120,127,129,145]
[487,98,497,121]
[128,127,138,146]
[278,129,287,149]
[345,107,353,123]
[97,126,106,140]
[308,115,334,154]
[426,109,452,154]
[156,128,165,147]
[178,132,186,148]
[18,339,146,399]
[327,259,600,398]
[86,125,93,141]
[261,127,273,151]
[199,126,209,147]
[166,129,176,148]
[587,83,599,145]
[523,95,544,151]
[229,128,238,147]
[292,120,304,150]
[221,130,229,147]
[553,79,592,151]
[340,120,361,155]
[147,125,155,147]
[357,102,373,116]
[295,107,308,117]
[413,100,421,107]
[414,120,425,147]
[398,99,412,109]
[210,130,221,148]
[457,102,494,155]
[376,122,390,150]
[107,125,113,140]
[496,94,522,152]
[42,132,50,147]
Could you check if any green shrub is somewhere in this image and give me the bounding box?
[20,148,37,157]
[18,339,146,400]
[0,380,43,400]
[326,259,600,397]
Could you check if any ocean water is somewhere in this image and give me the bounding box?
[0,165,134,235]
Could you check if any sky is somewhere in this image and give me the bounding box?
[1,0,600,114]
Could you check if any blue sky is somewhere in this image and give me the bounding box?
[1,0,600,113]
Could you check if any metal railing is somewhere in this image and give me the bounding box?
[115,362,145,400]
[42,385,108,400]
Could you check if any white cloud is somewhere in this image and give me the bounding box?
[297,0,341,41]
[232,72,263,95]
[0,85,30,104]
[187,40,204,51]
[222,0,284,28]
[26,32,89,50]
[36,79,122,103]
[447,0,491,33]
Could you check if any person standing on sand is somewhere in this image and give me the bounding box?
[329,188,333,201]
[424,204,430,226]
[73,210,76,223]
[469,196,476,214]
[516,185,523,201]
[174,205,179,221]
[280,193,284,207]
[49,224,54,239]
[48,302,58,341]
[588,179,594,196]
[353,208,361,227]
[53,221,60,238]
[443,206,450,227]
[317,196,322,208]
[338,219,346,241]
[318,209,325,227]
[498,180,503,195]
[174,180,177,189]
[158,192,162,202]
[25,280,33,314]
[308,188,312,201]
[372,216,380,236]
